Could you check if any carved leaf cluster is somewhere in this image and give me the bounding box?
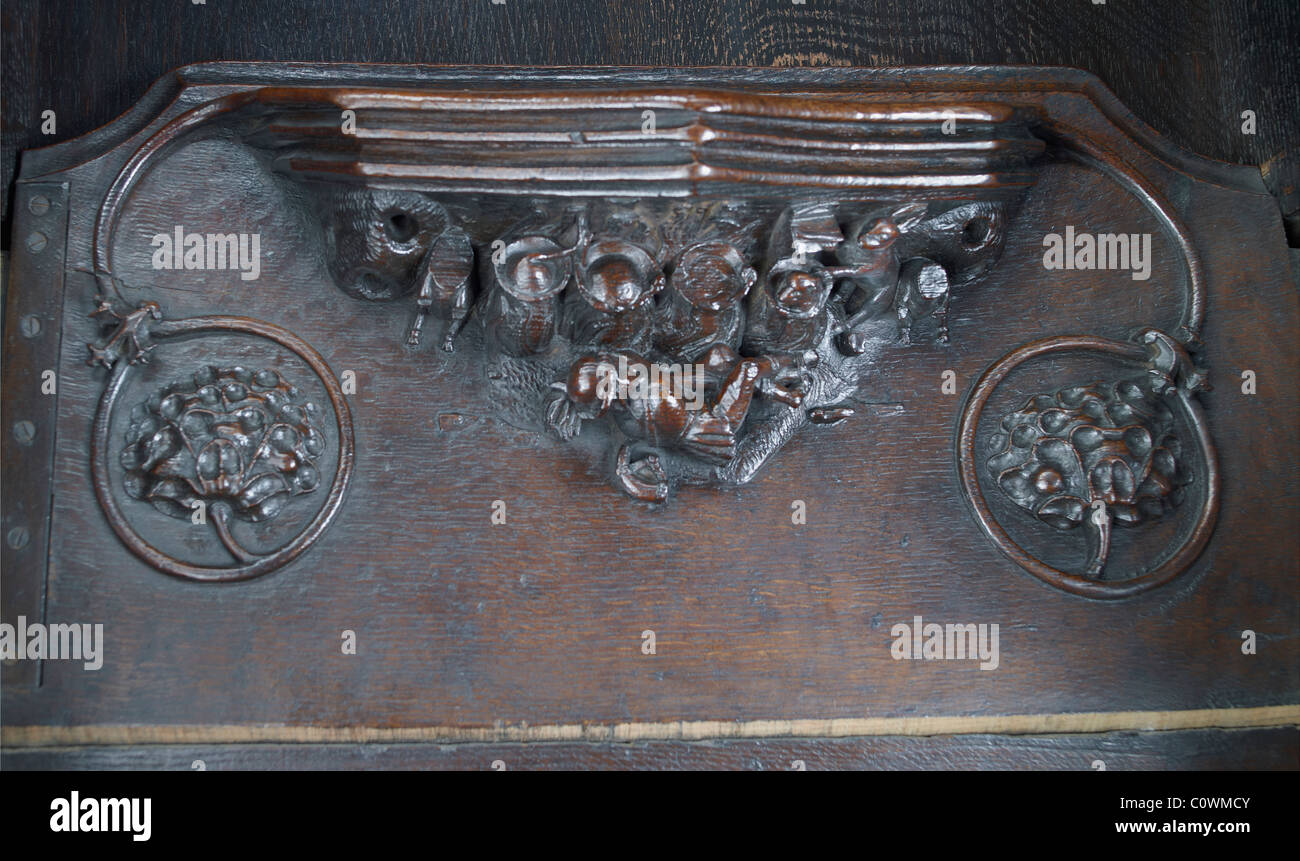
[986,380,1188,530]
[120,366,326,522]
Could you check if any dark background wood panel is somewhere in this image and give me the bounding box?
[3,73,1295,733]
[3,0,1298,247]
[2,3,1297,769]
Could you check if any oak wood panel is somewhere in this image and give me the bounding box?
[2,50,1296,769]
[6,727,1296,770]
[2,69,1295,742]
[2,1,1297,247]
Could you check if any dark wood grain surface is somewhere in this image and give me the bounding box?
[3,0,1298,247]
[2,5,1297,771]
[16,167,1291,725]
[5,727,1295,770]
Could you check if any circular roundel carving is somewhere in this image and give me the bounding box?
[956,334,1219,599]
[91,313,354,582]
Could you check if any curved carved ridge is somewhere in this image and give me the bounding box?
[957,332,1218,599]
[88,302,355,583]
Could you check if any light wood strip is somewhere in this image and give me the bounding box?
[5,705,1298,748]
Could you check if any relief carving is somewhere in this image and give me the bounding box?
[958,330,1217,598]
[318,195,1009,501]
[986,377,1190,577]
[70,74,1223,593]
[120,366,327,564]
[86,301,354,582]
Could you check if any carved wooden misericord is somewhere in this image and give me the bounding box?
[2,67,1296,737]
[58,66,1237,599]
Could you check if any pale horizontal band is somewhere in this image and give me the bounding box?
[5,705,1297,748]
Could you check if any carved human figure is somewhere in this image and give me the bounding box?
[743,258,837,356]
[314,197,1016,502]
[654,240,755,361]
[545,347,807,501]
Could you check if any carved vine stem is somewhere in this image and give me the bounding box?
[87,300,356,582]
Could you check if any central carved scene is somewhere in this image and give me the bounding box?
[320,192,1010,500]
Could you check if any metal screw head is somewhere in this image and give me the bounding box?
[28,195,50,216]
[6,527,30,550]
[13,420,36,445]
[20,315,42,338]
[26,231,48,253]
